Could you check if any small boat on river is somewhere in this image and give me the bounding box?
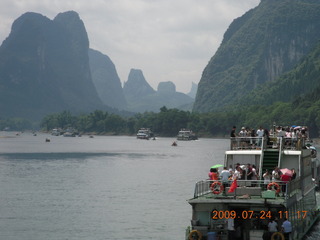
[186,125,320,240]
[177,129,198,140]
[136,128,153,140]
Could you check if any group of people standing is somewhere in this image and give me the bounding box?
[265,217,292,240]
[230,125,309,149]
[262,166,296,195]
[208,167,231,194]
[230,125,269,148]
[209,164,296,196]
[208,163,259,191]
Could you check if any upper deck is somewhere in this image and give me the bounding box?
[189,136,315,204]
[187,133,319,240]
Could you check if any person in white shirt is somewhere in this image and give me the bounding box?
[220,167,230,194]
[227,218,235,240]
[268,219,278,233]
[263,169,271,189]
[256,126,264,147]
[233,166,241,180]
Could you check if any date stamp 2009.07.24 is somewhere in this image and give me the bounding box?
[211,210,308,220]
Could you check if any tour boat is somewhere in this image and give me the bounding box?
[186,125,320,240]
[136,128,153,140]
[177,129,198,141]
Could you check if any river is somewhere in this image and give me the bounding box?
[0,132,318,240]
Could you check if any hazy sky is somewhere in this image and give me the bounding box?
[0,0,260,93]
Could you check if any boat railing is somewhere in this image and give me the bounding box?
[193,179,291,198]
[194,180,212,198]
[286,178,301,197]
[230,137,263,150]
[230,136,307,151]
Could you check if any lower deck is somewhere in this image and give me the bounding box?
[187,180,319,240]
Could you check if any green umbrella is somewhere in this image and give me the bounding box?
[210,164,224,168]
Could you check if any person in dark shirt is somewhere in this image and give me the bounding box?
[230,126,237,149]
[230,126,236,137]
[247,164,253,180]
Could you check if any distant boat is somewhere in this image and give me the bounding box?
[51,129,60,136]
[136,128,153,140]
[63,132,76,137]
[177,129,198,140]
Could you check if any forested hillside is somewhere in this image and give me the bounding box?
[238,40,320,106]
[194,0,320,112]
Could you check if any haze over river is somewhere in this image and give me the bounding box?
[0,132,319,240]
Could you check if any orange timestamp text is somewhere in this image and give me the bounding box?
[211,210,308,220]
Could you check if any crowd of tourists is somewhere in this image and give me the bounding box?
[208,163,296,196]
[230,125,309,149]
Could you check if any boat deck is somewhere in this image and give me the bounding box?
[189,189,285,205]
[189,179,298,207]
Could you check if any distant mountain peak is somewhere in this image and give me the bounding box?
[157,81,176,94]
[0,11,106,119]
[187,82,198,99]
[123,69,155,99]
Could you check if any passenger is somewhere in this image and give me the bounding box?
[239,127,247,149]
[247,164,253,180]
[251,165,258,187]
[264,128,271,147]
[230,126,237,137]
[291,168,296,180]
[285,128,292,148]
[208,168,213,181]
[291,129,298,149]
[233,166,241,180]
[281,173,291,196]
[234,163,240,175]
[277,127,286,147]
[281,218,292,240]
[230,126,237,149]
[256,126,264,147]
[211,168,219,181]
[250,128,256,148]
[228,164,234,175]
[272,167,281,181]
[268,218,278,233]
[301,127,307,139]
[240,166,246,180]
[263,169,271,189]
[227,218,235,240]
[220,167,230,194]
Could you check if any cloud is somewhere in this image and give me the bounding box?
[0,0,260,93]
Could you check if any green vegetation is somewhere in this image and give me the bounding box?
[194,0,320,112]
[39,98,320,137]
[0,118,34,131]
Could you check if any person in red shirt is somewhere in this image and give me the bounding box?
[208,168,219,181]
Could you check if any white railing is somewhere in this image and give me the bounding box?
[193,179,291,198]
[230,136,307,151]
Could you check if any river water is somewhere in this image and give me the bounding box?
[0,132,318,240]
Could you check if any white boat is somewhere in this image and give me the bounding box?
[51,128,60,136]
[186,125,320,240]
[177,129,198,140]
[136,128,153,140]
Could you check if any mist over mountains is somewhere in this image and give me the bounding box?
[1,0,320,123]
[0,11,194,120]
